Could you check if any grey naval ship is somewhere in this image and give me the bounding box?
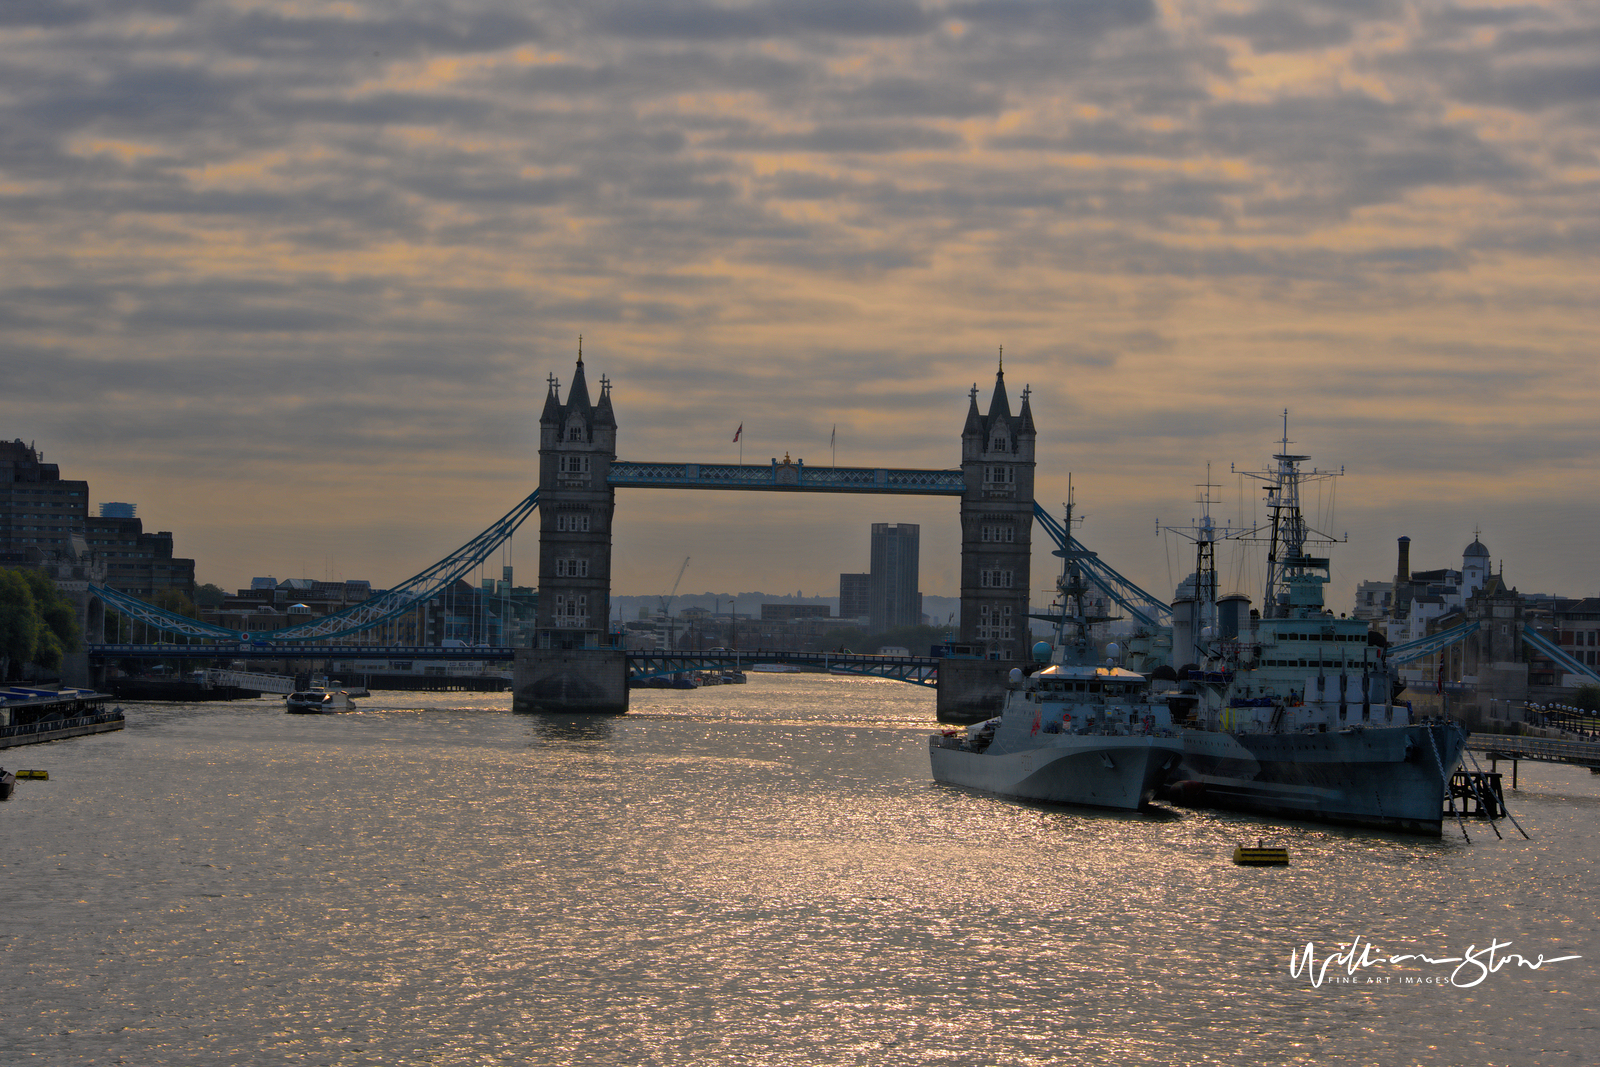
[930,497,1183,810]
[1162,424,1466,835]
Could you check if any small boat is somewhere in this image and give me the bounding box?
[0,768,15,801]
[285,687,356,714]
[15,769,48,780]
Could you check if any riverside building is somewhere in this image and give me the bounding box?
[0,438,194,600]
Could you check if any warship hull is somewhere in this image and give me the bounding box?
[931,734,1182,810]
[1166,721,1466,835]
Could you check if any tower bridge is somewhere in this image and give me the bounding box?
[523,351,1039,719]
[83,352,1172,721]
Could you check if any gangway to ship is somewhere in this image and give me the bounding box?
[1469,733,1600,778]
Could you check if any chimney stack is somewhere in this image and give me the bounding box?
[1396,536,1411,583]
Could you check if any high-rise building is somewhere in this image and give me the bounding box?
[869,523,921,632]
[838,572,870,622]
[99,502,136,518]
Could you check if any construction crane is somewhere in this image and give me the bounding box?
[658,556,690,650]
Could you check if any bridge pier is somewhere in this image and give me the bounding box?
[936,657,1019,724]
[512,648,629,715]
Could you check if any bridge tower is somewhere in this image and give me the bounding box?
[514,347,629,714]
[937,359,1036,723]
[958,358,1036,660]
[535,348,618,649]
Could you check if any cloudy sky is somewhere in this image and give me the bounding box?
[4,0,1597,615]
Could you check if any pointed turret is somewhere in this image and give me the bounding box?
[594,373,616,429]
[1018,384,1035,436]
[987,358,1012,422]
[567,347,593,413]
[540,374,563,425]
[963,383,983,437]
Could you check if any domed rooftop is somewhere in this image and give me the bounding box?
[1464,537,1490,558]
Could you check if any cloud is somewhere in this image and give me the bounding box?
[0,0,1596,605]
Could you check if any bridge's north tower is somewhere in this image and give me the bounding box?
[958,362,1036,661]
[535,350,618,650]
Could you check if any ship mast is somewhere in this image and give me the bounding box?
[1159,463,1241,658]
[1233,411,1344,620]
[1036,478,1111,664]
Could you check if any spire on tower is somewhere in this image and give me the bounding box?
[568,350,593,411]
[987,358,1011,420]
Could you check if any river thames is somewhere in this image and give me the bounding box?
[2,674,1595,1065]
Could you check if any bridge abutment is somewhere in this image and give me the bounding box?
[513,649,630,715]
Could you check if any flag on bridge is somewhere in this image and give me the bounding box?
[733,423,743,443]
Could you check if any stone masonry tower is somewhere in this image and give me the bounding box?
[535,347,618,650]
[959,358,1036,661]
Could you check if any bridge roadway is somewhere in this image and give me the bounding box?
[89,643,522,662]
[88,645,942,686]
[627,650,940,686]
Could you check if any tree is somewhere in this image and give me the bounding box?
[1572,684,1600,714]
[195,583,227,609]
[25,569,80,656]
[0,569,39,680]
[0,567,80,680]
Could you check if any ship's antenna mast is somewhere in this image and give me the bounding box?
[1159,463,1242,659]
[1231,410,1345,619]
[1049,475,1103,662]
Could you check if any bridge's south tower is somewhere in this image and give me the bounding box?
[959,362,1036,660]
[535,351,617,650]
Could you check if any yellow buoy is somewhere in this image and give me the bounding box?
[1233,839,1289,866]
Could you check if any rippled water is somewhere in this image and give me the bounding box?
[2,675,1596,1065]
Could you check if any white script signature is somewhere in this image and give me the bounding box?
[1290,935,1581,989]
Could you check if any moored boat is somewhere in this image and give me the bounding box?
[1162,420,1467,835]
[284,687,356,714]
[930,495,1184,810]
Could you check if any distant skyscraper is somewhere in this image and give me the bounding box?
[869,523,921,632]
[99,502,136,518]
[838,572,870,621]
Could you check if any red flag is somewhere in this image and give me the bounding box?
[732,423,742,443]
